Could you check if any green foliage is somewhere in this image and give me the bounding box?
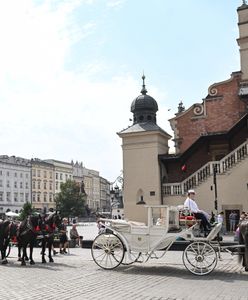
[55,180,86,218]
[19,202,35,221]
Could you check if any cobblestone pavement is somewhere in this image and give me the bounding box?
[0,246,247,300]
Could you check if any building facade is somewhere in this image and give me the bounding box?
[0,156,111,215]
[44,159,73,196]
[0,155,31,214]
[31,158,55,212]
[72,161,111,212]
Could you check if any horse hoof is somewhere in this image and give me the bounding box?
[25,257,29,261]
[49,258,54,263]
[42,259,47,264]
[245,267,248,272]
[30,260,35,265]
[18,257,22,262]
[2,260,8,265]
[21,261,26,266]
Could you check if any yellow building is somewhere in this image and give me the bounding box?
[31,159,55,212]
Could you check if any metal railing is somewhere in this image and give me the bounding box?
[162,140,248,196]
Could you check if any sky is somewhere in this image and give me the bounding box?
[0,0,243,183]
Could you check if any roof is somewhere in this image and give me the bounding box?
[118,122,171,137]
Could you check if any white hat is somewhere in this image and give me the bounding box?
[188,189,195,194]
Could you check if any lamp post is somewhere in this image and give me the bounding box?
[213,164,218,212]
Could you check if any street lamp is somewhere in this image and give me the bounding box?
[213,164,218,212]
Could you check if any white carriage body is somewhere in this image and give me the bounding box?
[100,205,222,254]
[92,205,224,275]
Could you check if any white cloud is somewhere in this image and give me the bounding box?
[0,0,173,181]
[106,0,126,9]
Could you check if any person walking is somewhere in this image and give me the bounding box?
[59,218,68,254]
[229,211,237,232]
[184,189,212,235]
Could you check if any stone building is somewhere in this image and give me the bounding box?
[31,158,55,212]
[44,159,73,197]
[118,2,248,226]
[0,155,31,214]
[71,160,110,212]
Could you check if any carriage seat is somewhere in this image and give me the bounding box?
[179,210,201,228]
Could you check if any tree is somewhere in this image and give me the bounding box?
[55,180,86,218]
[19,202,35,221]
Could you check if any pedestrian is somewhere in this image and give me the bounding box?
[70,224,82,247]
[184,189,212,235]
[229,211,237,232]
[217,211,226,235]
[59,217,68,254]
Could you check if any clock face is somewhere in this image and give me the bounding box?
[239,87,248,95]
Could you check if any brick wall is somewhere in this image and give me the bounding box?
[172,73,247,153]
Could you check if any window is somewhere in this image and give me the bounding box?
[14,182,17,188]
[44,193,47,202]
[25,193,29,202]
[37,193,40,202]
[20,193,24,202]
[32,181,36,189]
[26,173,29,179]
[0,180,2,187]
[49,171,52,179]
[15,172,17,177]
[37,170,40,177]
[56,173,58,180]
[38,181,41,189]
[44,181,47,190]
[44,171,47,178]
[25,182,28,189]
[32,193,36,202]
[49,193,53,202]
[20,173,23,178]
[49,182,52,190]
[32,169,36,177]
[56,182,58,190]
[7,171,9,176]
[0,170,2,176]
[7,180,10,188]
[60,173,63,180]
[0,192,3,201]
[20,182,23,189]
[7,192,11,202]
[14,193,18,202]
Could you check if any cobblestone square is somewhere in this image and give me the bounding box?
[0,246,247,300]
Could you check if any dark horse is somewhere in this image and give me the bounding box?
[40,212,62,263]
[17,214,40,265]
[0,220,18,264]
[239,219,248,271]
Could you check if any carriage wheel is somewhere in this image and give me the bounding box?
[183,241,217,275]
[91,233,124,270]
[121,250,141,265]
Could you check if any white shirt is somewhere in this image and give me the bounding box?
[184,197,200,213]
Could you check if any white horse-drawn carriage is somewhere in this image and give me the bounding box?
[91,205,225,276]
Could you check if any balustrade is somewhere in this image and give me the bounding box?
[163,140,248,196]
